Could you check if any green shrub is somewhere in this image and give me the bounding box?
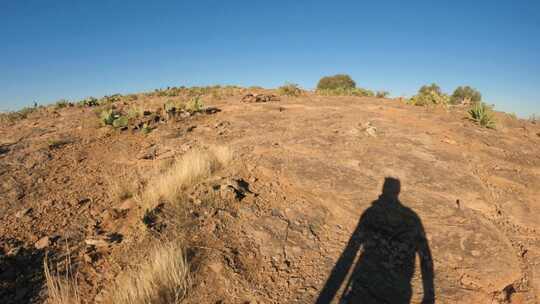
[408,83,449,106]
[141,123,152,134]
[418,83,443,96]
[317,74,356,90]
[164,100,186,114]
[469,102,496,128]
[376,91,390,98]
[127,106,144,119]
[451,86,482,104]
[78,97,99,107]
[317,87,374,97]
[186,97,204,113]
[125,94,139,101]
[351,87,374,97]
[99,94,122,105]
[277,83,303,97]
[55,99,71,109]
[100,109,116,125]
[112,116,129,128]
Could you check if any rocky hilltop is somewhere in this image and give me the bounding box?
[1,89,539,303]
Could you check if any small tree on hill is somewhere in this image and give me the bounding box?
[418,83,443,96]
[451,86,482,104]
[408,83,449,106]
[317,74,356,90]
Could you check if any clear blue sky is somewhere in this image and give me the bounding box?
[1,0,539,117]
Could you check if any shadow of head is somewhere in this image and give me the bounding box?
[381,177,401,200]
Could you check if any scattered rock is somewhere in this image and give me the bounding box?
[241,93,280,103]
[78,197,91,205]
[15,207,32,218]
[361,122,377,137]
[116,199,136,211]
[138,145,158,160]
[442,138,457,145]
[84,238,110,247]
[205,107,221,114]
[34,236,50,249]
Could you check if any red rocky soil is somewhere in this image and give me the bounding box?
[1,93,540,303]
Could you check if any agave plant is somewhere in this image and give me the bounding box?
[469,102,496,129]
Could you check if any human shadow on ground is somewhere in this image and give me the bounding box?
[315,177,435,304]
[0,242,45,304]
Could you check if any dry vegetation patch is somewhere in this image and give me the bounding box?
[106,242,189,304]
[142,146,232,210]
[43,255,80,304]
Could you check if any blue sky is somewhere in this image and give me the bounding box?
[1,0,539,117]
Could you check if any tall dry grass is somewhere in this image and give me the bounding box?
[142,146,232,209]
[43,255,80,304]
[107,242,189,304]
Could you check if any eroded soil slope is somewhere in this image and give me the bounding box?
[1,93,540,303]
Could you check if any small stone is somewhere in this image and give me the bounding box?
[85,239,110,247]
[117,199,135,210]
[442,138,457,145]
[78,198,91,205]
[361,122,377,137]
[471,250,481,257]
[35,236,50,249]
[7,246,22,256]
[15,207,32,218]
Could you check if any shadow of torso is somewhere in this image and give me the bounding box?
[341,198,423,304]
[316,177,434,304]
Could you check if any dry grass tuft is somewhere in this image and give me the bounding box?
[143,146,231,209]
[107,169,140,202]
[107,242,189,304]
[44,255,80,304]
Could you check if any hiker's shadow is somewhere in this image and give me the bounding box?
[316,178,435,304]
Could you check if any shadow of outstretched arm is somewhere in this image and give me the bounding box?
[418,221,435,304]
[315,216,364,304]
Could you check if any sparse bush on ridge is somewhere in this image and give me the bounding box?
[0,106,37,124]
[418,83,443,96]
[152,85,242,99]
[106,242,189,304]
[315,74,377,97]
[77,97,99,107]
[408,83,450,106]
[376,91,390,98]
[451,86,482,104]
[317,74,356,90]
[126,94,139,101]
[469,102,496,128]
[99,94,123,105]
[55,99,72,109]
[277,83,303,97]
[317,87,375,97]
